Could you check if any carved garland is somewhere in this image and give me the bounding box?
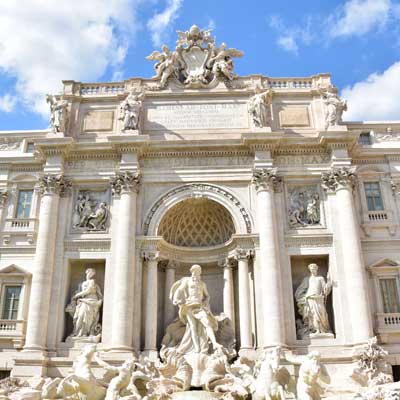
[143,183,252,235]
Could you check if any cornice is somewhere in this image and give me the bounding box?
[285,234,333,248]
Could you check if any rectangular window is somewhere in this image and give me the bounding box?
[26,143,35,153]
[380,278,400,313]
[359,132,372,145]
[2,286,22,320]
[16,190,33,219]
[364,182,384,211]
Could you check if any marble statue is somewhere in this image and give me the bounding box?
[248,90,272,128]
[66,268,103,340]
[146,45,181,88]
[295,263,332,338]
[170,264,220,354]
[253,347,290,400]
[146,24,243,88]
[285,351,326,400]
[118,90,145,131]
[73,192,109,231]
[288,188,320,227]
[319,87,347,129]
[46,94,69,133]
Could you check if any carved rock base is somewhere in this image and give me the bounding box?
[65,335,101,345]
[171,391,223,399]
[310,332,335,339]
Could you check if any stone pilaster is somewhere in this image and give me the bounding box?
[143,250,160,358]
[234,248,254,352]
[252,168,285,347]
[109,171,141,351]
[220,257,235,333]
[164,261,177,329]
[321,167,373,343]
[24,175,70,351]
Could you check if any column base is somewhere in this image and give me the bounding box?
[141,349,159,361]
[238,348,256,359]
[107,345,135,353]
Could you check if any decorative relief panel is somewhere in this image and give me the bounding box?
[82,110,114,132]
[279,106,310,128]
[72,190,109,232]
[287,185,323,228]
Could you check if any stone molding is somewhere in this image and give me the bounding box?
[285,234,333,248]
[233,247,254,261]
[252,168,282,192]
[142,250,161,262]
[38,174,71,196]
[321,167,356,193]
[110,171,141,196]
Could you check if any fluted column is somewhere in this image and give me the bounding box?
[144,251,159,356]
[234,248,253,351]
[220,258,235,332]
[110,171,140,351]
[24,175,70,351]
[252,168,285,347]
[164,261,176,329]
[322,167,373,343]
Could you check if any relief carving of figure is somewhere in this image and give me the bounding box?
[248,90,272,128]
[319,87,347,129]
[66,268,103,340]
[169,264,221,354]
[118,90,145,131]
[87,202,108,231]
[288,189,320,227]
[295,263,332,338]
[73,192,109,231]
[207,42,244,81]
[46,94,69,133]
[285,351,328,400]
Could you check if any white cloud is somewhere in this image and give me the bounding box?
[341,61,400,120]
[329,0,391,38]
[147,0,183,47]
[0,94,17,113]
[277,35,298,54]
[0,0,140,116]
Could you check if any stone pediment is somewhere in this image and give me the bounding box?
[367,258,399,272]
[0,264,31,276]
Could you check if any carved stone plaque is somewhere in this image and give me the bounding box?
[145,102,248,130]
[279,106,310,127]
[83,110,114,132]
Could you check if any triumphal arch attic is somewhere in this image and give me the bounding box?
[0,24,400,400]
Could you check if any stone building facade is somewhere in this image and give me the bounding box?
[0,25,400,398]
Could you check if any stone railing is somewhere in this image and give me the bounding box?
[4,218,38,232]
[0,320,25,335]
[266,78,314,89]
[80,83,126,96]
[376,313,400,331]
[365,210,390,222]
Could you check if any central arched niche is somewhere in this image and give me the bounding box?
[158,198,235,247]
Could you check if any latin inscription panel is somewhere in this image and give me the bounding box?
[145,102,249,130]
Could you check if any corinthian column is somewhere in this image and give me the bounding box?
[24,175,70,351]
[234,248,253,351]
[110,171,140,351]
[220,257,235,332]
[322,167,373,343]
[252,168,285,347]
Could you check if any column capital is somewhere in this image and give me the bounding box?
[234,247,254,261]
[110,171,141,196]
[165,260,179,270]
[218,257,234,269]
[321,167,356,193]
[0,190,8,208]
[391,180,400,197]
[142,250,160,262]
[252,168,282,192]
[38,174,71,196]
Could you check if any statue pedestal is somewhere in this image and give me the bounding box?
[172,392,222,400]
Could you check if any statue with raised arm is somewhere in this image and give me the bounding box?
[118,90,145,131]
[248,89,273,128]
[319,87,347,129]
[169,264,220,354]
[295,263,332,338]
[46,94,69,133]
[66,268,103,340]
[207,42,244,81]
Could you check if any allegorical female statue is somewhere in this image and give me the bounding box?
[169,264,220,354]
[66,268,103,339]
[295,263,332,338]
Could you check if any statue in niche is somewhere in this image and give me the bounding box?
[169,264,221,354]
[285,350,328,400]
[72,192,109,231]
[46,94,69,133]
[319,86,347,129]
[66,268,103,341]
[248,89,272,128]
[295,263,332,339]
[288,188,320,227]
[118,90,145,131]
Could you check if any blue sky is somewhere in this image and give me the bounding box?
[0,0,399,131]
